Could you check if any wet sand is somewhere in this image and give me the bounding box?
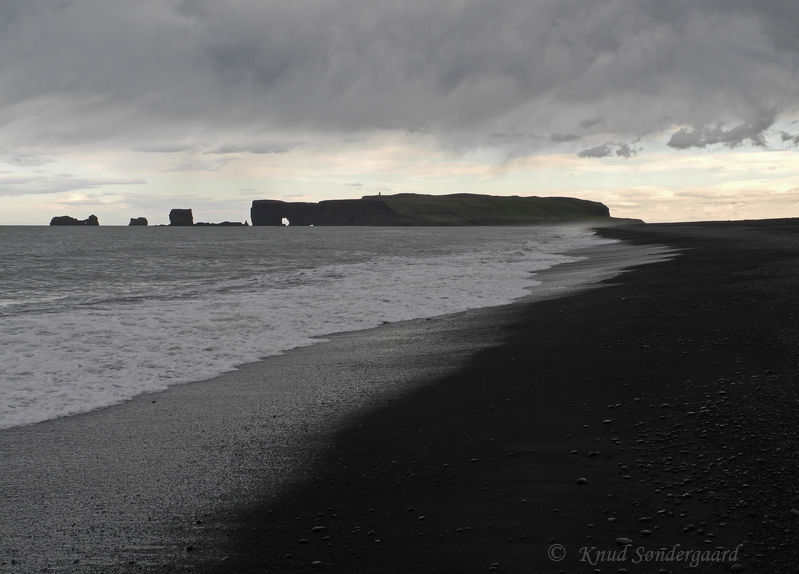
[0,235,668,573]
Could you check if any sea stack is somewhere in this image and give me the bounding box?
[169,209,193,226]
[129,217,148,226]
[50,214,100,226]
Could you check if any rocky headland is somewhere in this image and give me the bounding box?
[251,193,634,226]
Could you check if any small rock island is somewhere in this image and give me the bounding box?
[169,209,194,226]
[251,193,626,226]
[168,208,247,226]
[50,214,100,226]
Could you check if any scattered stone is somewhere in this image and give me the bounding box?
[615,537,633,545]
[577,477,589,485]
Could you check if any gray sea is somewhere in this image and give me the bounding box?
[0,225,615,429]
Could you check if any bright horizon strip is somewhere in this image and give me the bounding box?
[2,133,798,226]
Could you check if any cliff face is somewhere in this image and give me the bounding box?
[251,194,614,226]
[251,198,412,226]
[169,209,194,226]
[50,214,99,226]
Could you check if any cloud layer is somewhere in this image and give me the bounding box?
[2,0,798,155]
[3,1,799,224]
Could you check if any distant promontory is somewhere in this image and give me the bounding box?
[251,193,630,226]
[46,194,633,227]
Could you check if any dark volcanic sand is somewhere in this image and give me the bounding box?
[210,220,799,573]
[0,237,665,574]
[3,220,799,574]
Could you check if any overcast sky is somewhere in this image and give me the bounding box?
[2,0,799,224]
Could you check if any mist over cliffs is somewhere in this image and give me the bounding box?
[251,193,619,226]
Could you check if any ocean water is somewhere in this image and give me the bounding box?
[0,225,615,430]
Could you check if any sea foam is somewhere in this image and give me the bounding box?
[0,225,613,429]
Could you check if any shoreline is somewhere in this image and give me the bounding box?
[0,225,638,433]
[208,220,799,573]
[0,232,667,434]
[0,234,669,573]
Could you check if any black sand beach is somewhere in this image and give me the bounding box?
[209,220,799,573]
[3,220,799,573]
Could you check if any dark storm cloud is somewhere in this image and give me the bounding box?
[578,142,637,159]
[667,114,775,149]
[615,143,637,158]
[1,1,798,154]
[578,144,614,159]
[780,131,799,146]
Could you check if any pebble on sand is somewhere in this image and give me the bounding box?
[615,537,633,545]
